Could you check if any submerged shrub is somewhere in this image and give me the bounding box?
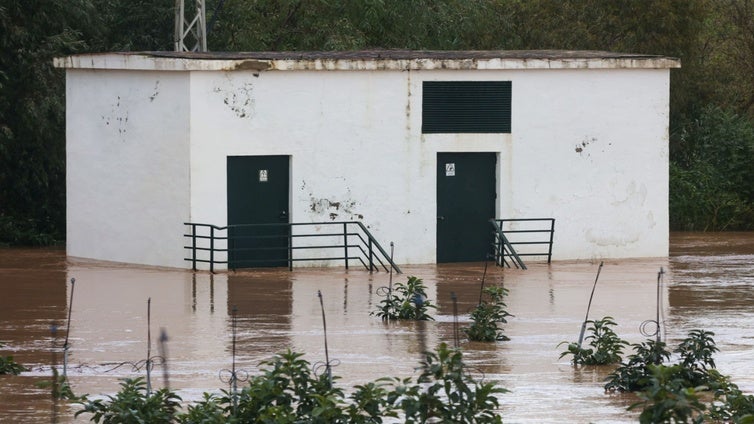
[393,342,506,423]
[629,364,707,424]
[602,329,754,423]
[229,349,345,423]
[675,329,719,387]
[0,342,27,375]
[559,316,628,365]
[373,276,435,321]
[465,286,512,342]
[707,377,754,423]
[0,355,27,375]
[176,344,507,423]
[76,377,181,423]
[36,366,80,401]
[605,339,672,393]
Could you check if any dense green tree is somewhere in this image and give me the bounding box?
[700,0,754,118]
[670,106,754,230]
[91,0,174,51]
[207,0,516,51]
[1,0,752,244]
[0,0,174,245]
[0,1,99,244]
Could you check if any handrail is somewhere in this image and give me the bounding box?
[183,221,401,274]
[490,218,555,269]
[490,219,527,270]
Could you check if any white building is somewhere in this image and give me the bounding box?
[54,50,680,271]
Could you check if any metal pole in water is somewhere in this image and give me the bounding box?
[63,278,75,378]
[146,297,152,396]
[577,261,604,349]
[50,324,59,422]
[230,305,238,413]
[388,242,394,302]
[656,267,664,344]
[317,290,332,385]
[478,255,490,305]
[50,322,58,400]
[159,328,170,390]
[451,292,459,349]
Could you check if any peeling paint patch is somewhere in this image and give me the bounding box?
[213,75,256,119]
[101,95,129,140]
[405,69,412,133]
[149,80,160,102]
[575,137,597,155]
[304,183,364,221]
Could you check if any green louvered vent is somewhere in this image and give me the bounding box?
[422,81,511,134]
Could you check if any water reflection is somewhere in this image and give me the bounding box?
[0,232,752,423]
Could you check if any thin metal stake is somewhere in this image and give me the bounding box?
[51,324,58,395]
[478,256,490,305]
[656,268,664,343]
[230,305,238,413]
[63,278,75,378]
[388,242,394,304]
[51,324,59,422]
[159,328,170,390]
[317,290,332,385]
[146,298,152,396]
[577,261,604,349]
[451,292,460,349]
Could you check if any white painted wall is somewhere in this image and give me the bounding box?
[66,70,190,268]
[65,60,670,269]
[507,68,670,259]
[187,67,669,268]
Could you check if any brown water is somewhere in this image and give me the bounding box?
[0,232,752,423]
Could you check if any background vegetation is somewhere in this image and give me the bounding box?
[2,0,753,245]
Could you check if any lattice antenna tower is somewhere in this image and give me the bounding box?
[174,0,207,52]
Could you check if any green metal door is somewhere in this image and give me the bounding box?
[436,152,496,263]
[227,155,290,268]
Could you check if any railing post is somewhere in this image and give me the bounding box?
[343,222,349,270]
[547,219,555,264]
[191,224,197,271]
[210,226,215,274]
[289,223,293,271]
[368,237,374,272]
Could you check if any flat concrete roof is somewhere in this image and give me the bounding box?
[54,49,681,72]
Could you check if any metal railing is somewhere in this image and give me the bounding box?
[184,221,401,274]
[490,218,555,269]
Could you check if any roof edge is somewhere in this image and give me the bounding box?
[53,50,681,71]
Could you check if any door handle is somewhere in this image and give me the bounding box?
[279,210,288,220]
[437,216,445,221]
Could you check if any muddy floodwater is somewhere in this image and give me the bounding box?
[1,232,753,423]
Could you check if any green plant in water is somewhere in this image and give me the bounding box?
[0,354,27,375]
[465,286,512,342]
[228,349,346,423]
[675,329,720,387]
[36,366,80,401]
[393,342,506,423]
[559,316,628,365]
[373,276,435,321]
[174,344,506,423]
[629,364,707,424]
[177,393,228,424]
[605,339,672,393]
[706,375,754,423]
[76,377,181,424]
[0,342,27,375]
